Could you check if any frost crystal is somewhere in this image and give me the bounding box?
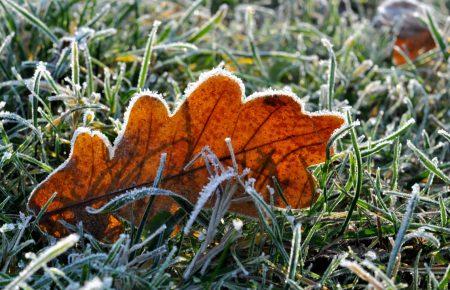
[0,223,15,233]
[80,277,111,290]
[232,219,243,231]
[365,251,377,261]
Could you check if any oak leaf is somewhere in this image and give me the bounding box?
[28,68,344,241]
[374,0,435,65]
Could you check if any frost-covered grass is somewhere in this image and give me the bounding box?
[0,0,449,289]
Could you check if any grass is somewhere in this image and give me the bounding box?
[0,0,449,289]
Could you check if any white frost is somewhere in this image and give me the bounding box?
[184,167,236,234]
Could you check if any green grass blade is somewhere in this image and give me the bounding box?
[187,4,227,43]
[137,21,160,90]
[425,12,449,60]
[3,0,58,43]
[386,185,419,277]
[407,140,450,184]
[322,38,336,110]
[5,234,79,290]
[86,187,184,214]
[339,111,363,236]
[286,224,301,288]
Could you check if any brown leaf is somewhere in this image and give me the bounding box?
[374,0,435,65]
[28,69,344,241]
[393,30,435,65]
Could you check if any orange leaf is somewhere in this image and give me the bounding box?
[393,30,435,65]
[28,69,344,241]
[374,0,436,65]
